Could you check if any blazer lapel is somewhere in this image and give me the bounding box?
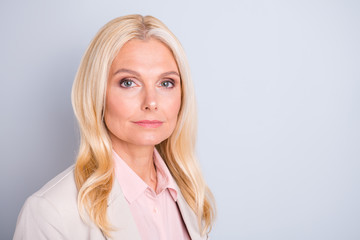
[105,179,141,240]
[176,188,207,240]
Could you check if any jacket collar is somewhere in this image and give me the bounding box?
[106,178,141,240]
[174,184,207,240]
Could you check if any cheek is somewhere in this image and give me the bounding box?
[164,93,182,123]
[105,95,133,129]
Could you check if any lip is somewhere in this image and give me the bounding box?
[133,120,163,128]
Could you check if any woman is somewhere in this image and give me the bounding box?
[14,14,216,240]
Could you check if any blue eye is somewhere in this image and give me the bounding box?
[161,80,175,88]
[120,79,135,88]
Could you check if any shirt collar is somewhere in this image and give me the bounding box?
[113,148,178,204]
[153,148,178,200]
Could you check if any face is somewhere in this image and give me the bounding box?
[104,38,181,149]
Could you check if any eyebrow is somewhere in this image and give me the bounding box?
[113,68,180,78]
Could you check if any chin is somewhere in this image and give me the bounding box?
[131,133,171,146]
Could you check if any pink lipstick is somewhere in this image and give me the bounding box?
[133,120,163,128]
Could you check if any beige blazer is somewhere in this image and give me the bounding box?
[13,165,207,240]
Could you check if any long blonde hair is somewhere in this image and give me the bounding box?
[71,14,216,237]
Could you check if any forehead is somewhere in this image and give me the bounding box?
[110,38,178,72]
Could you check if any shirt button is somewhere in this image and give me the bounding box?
[153,207,157,213]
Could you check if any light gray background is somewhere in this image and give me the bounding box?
[1,0,359,239]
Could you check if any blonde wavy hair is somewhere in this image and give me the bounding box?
[71,14,216,237]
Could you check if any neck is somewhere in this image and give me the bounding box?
[112,140,157,191]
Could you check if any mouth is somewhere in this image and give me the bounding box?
[133,120,163,128]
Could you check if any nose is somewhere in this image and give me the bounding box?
[142,87,158,111]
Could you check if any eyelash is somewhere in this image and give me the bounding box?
[160,79,175,88]
[118,78,176,88]
[119,78,136,88]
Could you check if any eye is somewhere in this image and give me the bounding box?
[160,80,175,88]
[119,78,136,88]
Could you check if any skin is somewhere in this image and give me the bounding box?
[105,38,181,191]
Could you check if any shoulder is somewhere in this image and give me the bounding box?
[14,165,103,239]
[33,164,77,204]
[25,164,79,220]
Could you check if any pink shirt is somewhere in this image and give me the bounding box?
[113,149,191,240]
